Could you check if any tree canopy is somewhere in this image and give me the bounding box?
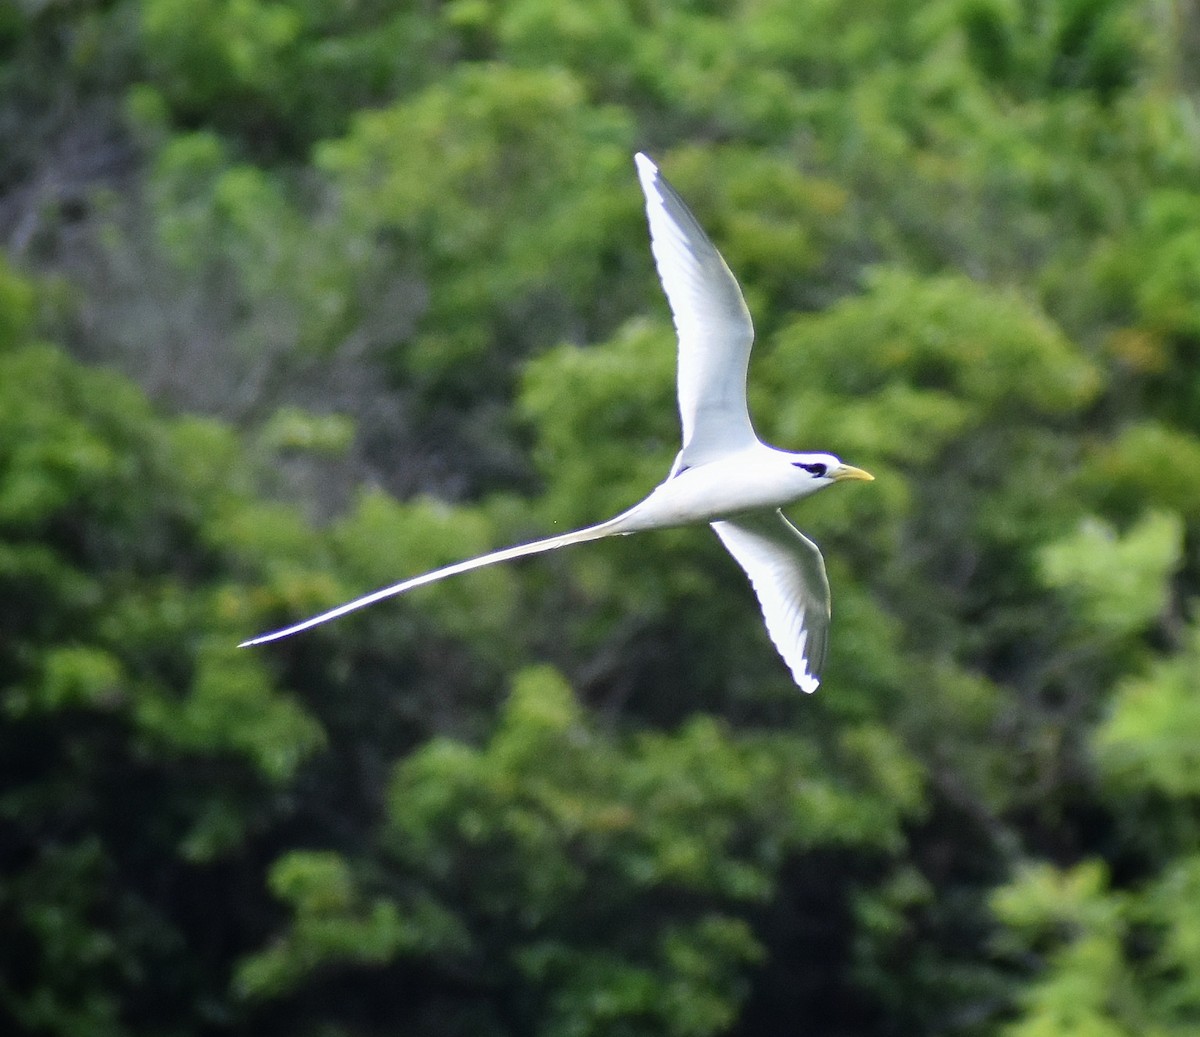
[3,1,1200,1035]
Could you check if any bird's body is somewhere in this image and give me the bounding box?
[242,152,873,691]
[617,448,843,532]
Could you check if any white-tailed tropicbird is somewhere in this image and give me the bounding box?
[241,152,873,692]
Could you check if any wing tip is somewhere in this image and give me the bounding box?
[634,151,659,191]
[798,672,819,694]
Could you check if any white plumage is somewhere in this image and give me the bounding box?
[242,153,873,691]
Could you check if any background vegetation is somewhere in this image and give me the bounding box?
[3,0,1200,1034]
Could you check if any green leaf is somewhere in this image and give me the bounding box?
[1038,510,1182,638]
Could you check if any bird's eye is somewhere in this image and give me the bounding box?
[794,461,828,477]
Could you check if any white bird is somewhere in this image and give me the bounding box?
[241,152,873,692]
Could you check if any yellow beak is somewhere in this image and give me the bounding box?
[833,464,874,482]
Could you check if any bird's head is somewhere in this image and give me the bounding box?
[787,452,874,489]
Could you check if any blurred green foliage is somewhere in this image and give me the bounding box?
[2,1,1200,1035]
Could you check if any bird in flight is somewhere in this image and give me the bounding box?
[242,152,873,691]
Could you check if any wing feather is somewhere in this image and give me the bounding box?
[635,152,758,465]
[711,510,831,693]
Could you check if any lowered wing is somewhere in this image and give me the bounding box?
[711,509,831,692]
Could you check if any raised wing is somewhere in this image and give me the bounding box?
[711,510,831,693]
[635,152,758,467]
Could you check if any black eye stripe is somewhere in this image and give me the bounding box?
[793,461,828,477]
